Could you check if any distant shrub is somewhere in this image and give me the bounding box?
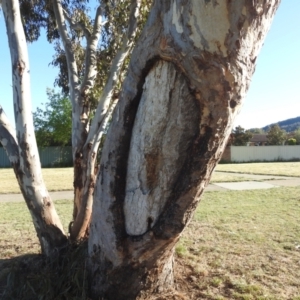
[287,138,297,145]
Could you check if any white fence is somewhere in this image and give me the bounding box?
[231,146,300,162]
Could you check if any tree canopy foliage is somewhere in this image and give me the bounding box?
[267,124,287,145]
[286,138,297,145]
[293,128,300,145]
[232,126,253,146]
[33,89,72,147]
[19,0,151,106]
[248,127,265,134]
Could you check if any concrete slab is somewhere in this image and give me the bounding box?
[0,191,73,203]
[205,184,228,192]
[214,171,295,181]
[50,191,73,200]
[0,174,299,202]
[213,181,279,191]
[266,179,300,187]
[0,194,24,203]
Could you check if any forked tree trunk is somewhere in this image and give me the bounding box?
[2,0,67,256]
[88,0,280,299]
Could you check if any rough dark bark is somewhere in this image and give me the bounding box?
[88,0,280,299]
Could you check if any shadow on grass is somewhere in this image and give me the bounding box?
[0,242,89,300]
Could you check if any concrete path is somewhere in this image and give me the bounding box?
[0,190,74,203]
[214,171,297,180]
[206,171,300,192]
[0,173,300,202]
[211,181,280,191]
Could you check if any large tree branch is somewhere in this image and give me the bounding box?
[70,1,142,241]
[70,0,145,241]
[85,0,141,147]
[80,4,105,95]
[62,8,91,39]
[70,99,118,240]
[52,0,88,158]
[52,0,80,108]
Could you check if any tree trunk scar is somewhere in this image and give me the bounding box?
[15,60,26,76]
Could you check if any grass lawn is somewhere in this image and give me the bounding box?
[216,162,300,177]
[0,199,72,257]
[1,187,300,299]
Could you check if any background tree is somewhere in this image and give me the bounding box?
[293,128,300,145]
[249,127,265,134]
[267,124,287,145]
[33,89,72,147]
[287,138,297,145]
[232,126,253,146]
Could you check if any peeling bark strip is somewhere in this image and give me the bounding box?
[2,0,66,255]
[88,0,280,298]
[0,107,19,166]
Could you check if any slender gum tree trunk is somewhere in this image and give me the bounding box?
[67,0,141,241]
[88,0,280,299]
[2,0,67,256]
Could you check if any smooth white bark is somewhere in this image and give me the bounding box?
[85,0,141,147]
[51,0,83,156]
[2,0,66,255]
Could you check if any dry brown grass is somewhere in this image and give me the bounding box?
[0,200,72,257]
[174,187,300,299]
[0,168,73,194]
[1,187,300,299]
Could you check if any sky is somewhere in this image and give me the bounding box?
[0,0,299,130]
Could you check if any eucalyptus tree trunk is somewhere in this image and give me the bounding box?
[88,0,280,298]
[51,0,142,241]
[2,0,67,256]
[51,0,89,228]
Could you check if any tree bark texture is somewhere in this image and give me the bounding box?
[2,0,67,256]
[88,0,280,298]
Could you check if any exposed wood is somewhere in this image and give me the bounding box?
[0,106,19,166]
[124,61,198,236]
